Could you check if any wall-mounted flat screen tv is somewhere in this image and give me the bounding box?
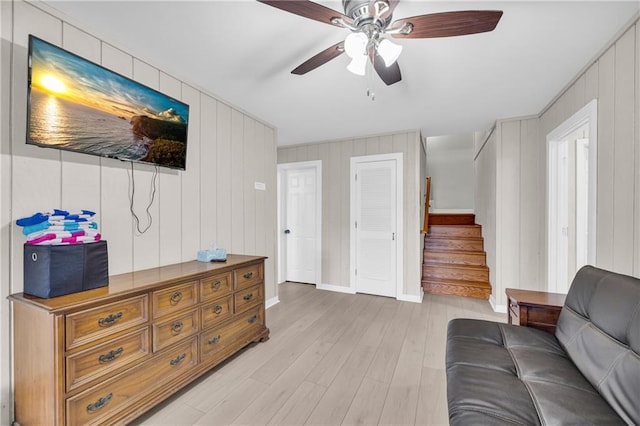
[27,35,189,170]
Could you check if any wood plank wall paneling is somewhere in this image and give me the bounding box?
[231,110,245,254]
[595,46,615,270]
[277,130,424,298]
[180,84,202,262]
[158,73,183,266]
[0,2,12,423]
[4,1,277,304]
[131,59,161,272]
[11,1,63,287]
[474,131,497,304]
[243,117,257,254]
[200,93,218,249]
[612,27,635,275]
[498,121,522,307]
[476,21,640,309]
[635,23,640,277]
[2,2,281,424]
[59,24,101,214]
[100,44,134,275]
[519,119,541,289]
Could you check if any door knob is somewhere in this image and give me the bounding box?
[284,229,291,234]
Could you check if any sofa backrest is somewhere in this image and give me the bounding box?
[556,265,640,425]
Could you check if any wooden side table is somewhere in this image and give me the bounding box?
[505,288,567,335]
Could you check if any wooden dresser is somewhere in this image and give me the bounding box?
[9,255,269,426]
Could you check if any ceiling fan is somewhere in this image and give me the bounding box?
[257,0,503,86]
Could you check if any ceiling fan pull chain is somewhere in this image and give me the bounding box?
[366,59,375,101]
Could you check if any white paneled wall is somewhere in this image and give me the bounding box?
[474,129,498,307]
[476,19,640,310]
[0,2,277,423]
[278,131,425,300]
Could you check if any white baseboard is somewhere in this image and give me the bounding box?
[316,283,356,294]
[397,292,424,303]
[265,296,280,309]
[489,294,507,313]
[317,283,423,303]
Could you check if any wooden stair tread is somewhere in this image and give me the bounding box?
[422,217,491,300]
[422,278,491,289]
[430,224,480,228]
[423,263,488,271]
[426,235,483,241]
[424,249,485,256]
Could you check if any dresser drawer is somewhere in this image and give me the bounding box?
[66,327,150,393]
[200,306,263,363]
[152,281,198,319]
[200,272,232,302]
[152,309,199,352]
[66,337,197,426]
[201,295,233,330]
[66,295,149,350]
[234,263,263,290]
[234,284,263,314]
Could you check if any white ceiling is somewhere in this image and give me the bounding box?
[43,1,639,146]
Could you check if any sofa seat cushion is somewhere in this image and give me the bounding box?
[446,318,625,425]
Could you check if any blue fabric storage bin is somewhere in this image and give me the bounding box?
[23,241,108,298]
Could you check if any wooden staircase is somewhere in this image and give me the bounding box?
[422,213,491,299]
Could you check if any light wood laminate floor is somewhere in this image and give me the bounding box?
[131,282,505,426]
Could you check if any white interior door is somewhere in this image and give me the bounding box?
[547,99,598,294]
[353,158,398,297]
[284,166,318,284]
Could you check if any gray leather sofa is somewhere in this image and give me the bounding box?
[445,266,639,425]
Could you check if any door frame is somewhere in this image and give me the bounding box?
[349,153,403,298]
[546,99,598,292]
[277,161,322,286]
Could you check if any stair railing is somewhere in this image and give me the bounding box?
[422,176,431,233]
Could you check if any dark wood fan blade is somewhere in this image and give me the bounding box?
[373,53,402,86]
[390,10,503,39]
[257,0,350,27]
[292,41,345,75]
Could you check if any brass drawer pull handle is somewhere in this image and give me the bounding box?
[98,312,122,327]
[170,353,186,366]
[171,321,184,334]
[170,291,183,304]
[248,315,258,324]
[243,272,253,279]
[98,347,124,363]
[87,392,112,412]
[212,280,221,290]
[208,335,221,345]
[243,293,254,301]
[213,305,223,315]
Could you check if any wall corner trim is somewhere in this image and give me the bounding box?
[489,295,508,314]
[397,293,424,303]
[265,297,280,309]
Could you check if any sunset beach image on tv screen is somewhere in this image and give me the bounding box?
[27,35,190,170]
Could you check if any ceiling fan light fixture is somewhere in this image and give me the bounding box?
[344,32,368,58]
[347,56,367,75]
[377,38,402,66]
